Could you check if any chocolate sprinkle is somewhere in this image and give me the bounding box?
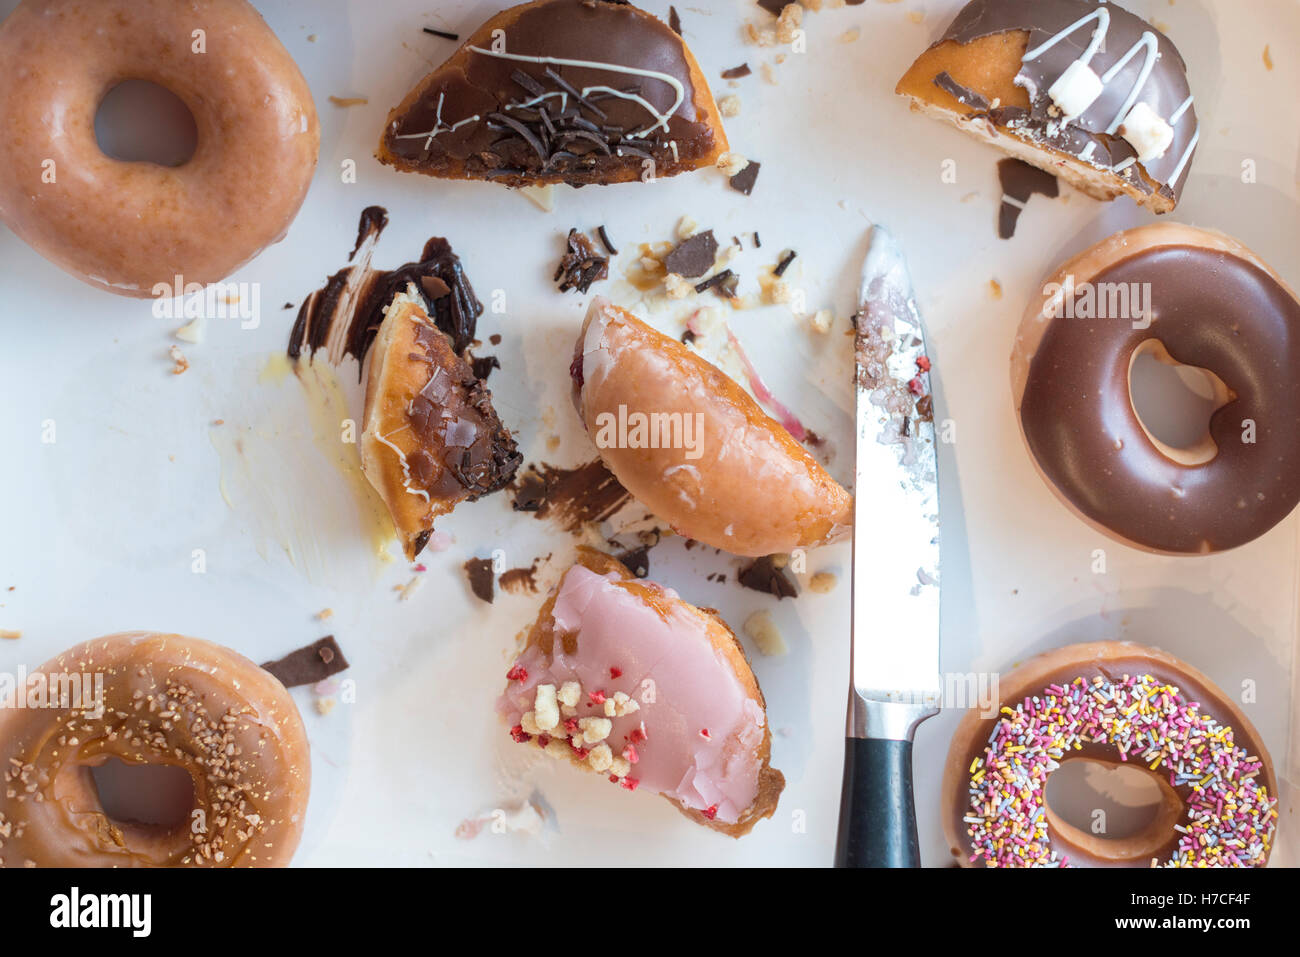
[422,27,459,41]
[773,249,797,278]
[555,228,611,293]
[597,224,619,256]
[729,161,761,196]
[463,558,496,604]
[997,158,1060,240]
[694,269,738,298]
[262,636,350,688]
[737,556,799,599]
[663,229,719,278]
[721,64,752,80]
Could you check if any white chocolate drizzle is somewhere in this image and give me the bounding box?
[393,92,482,151]
[1021,5,1198,183]
[467,45,685,138]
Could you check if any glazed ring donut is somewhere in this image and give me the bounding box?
[0,633,310,867]
[0,0,319,297]
[942,641,1279,868]
[1012,223,1300,554]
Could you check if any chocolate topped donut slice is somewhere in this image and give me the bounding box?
[897,0,1198,212]
[377,0,728,187]
[361,288,521,559]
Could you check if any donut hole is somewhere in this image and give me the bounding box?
[94,80,198,168]
[90,757,195,832]
[1045,758,1167,840]
[1127,341,1232,466]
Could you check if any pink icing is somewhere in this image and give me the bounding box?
[498,565,766,824]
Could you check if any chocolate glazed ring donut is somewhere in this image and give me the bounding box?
[0,633,310,867]
[1012,223,1300,554]
[0,0,319,297]
[942,641,1279,867]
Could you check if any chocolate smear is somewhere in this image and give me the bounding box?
[500,560,541,595]
[470,354,501,382]
[464,558,496,604]
[757,0,795,14]
[997,158,1059,239]
[555,228,611,293]
[262,636,350,688]
[663,230,719,278]
[737,556,799,599]
[510,460,631,533]
[773,249,797,278]
[729,161,761,196]
[721,64,752,80]
[288,207,487,367]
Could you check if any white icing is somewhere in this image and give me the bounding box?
[1023,8,1110,66]
[1099,32,1160,134]
[393,92,482,150]
[371,429,432,502]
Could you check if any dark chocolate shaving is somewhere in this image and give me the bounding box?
[721,64,752,80]
[554,229,611,294]
[544,66,607,121]
[669,5,682,34]
[422,27,459,41]
[996,158,1060,239]
[932,71,990,112]
[262,636,350,688]
[663,230,719,278]
[729,161,761,196]
[737,556,799,599]
[470,354,501,381]
[614,544,651,579]
[773,249,797,278]
[597,225,619,256]
[694,269,738,298]
[464,558,495,604]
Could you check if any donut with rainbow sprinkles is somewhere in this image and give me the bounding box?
[941,641,1278,867]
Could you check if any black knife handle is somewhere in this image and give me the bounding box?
[834,736,920,868]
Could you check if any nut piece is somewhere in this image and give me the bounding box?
[715,151,750,177]
[533,684,560,732]
[578,716,613,744]
[556,681,581,708]
[665,273,694,299]
[744,610,788,657]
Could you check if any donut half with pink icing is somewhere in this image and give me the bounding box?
[498,549,784,836]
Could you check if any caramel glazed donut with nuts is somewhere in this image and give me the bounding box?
[1012,223,1300,554]
[0,0,319,297]
[0,633,310,867]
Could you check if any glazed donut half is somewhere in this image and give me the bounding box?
[943,641,1278,867]
[0,0,319,297]
[0,633,310,867]
[1013,223,1300,554]
[572,297,853,556]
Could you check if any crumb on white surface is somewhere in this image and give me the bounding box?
[744,610,788,657]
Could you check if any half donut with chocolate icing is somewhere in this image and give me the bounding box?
[377,0,728,187]
[361,288,521,559]
[1012,223,1300,555]
[897,0,1199,212]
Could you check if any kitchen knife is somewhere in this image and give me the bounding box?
[834,224,941,868]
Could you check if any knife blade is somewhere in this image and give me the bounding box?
[834,224,941,868]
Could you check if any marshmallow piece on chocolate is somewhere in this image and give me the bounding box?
[1119,101,1175,162]
[1047,60,1103,121]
